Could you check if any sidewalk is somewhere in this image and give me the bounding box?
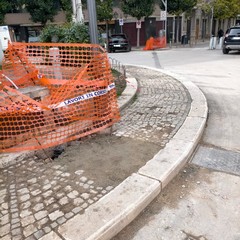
[0,66,207,240]
[132,40,211,51]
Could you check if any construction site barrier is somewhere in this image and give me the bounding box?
[0,42,120,152]
[144,36,167,50]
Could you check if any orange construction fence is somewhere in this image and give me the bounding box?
[144,36,167,50]
[0,42,120,152]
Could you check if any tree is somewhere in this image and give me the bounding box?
[210,0,240,19]
[0,0,23,24]
[199,0,240,36]
[24,0,61,26]
[121,0,155,47]
[167,0,197,15]
[96,0,114,49]
[160,0,197,43]
[0,0,10,24]
[60,0,73,22]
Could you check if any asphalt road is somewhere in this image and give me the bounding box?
[109,45,240,240]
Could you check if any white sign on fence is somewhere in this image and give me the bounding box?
[160,11,167,21]
[119,19,124,26]
[136,20,141,29]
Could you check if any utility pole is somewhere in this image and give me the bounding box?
[87,0,99,44]
[161,0,168,42]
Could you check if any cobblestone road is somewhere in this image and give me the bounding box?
[0,66,191,240]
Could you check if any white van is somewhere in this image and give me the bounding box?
[0,25,12,51]
[0,26,13,63]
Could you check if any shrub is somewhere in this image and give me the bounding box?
[40,23,90,43]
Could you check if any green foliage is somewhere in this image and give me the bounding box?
[199,0,240,19]
[40,23,90,43]
[63,23,90,43]
[24,0,60,25]
[121,0,155,20]
[96,0,114,22]
[60,0,73,22]
[166,0,198,15]
[0,0,10,23]
[213,0,240,19]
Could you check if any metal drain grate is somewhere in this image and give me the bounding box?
[191,145,240,176]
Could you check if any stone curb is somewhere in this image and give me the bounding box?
[51,66,208,240]
[117,74,138,111]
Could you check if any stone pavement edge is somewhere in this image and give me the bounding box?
[0,66,208,240]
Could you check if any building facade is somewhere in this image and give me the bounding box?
[2,3,238,46]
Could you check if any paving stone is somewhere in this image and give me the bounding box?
[21,215,35,227]
[12,235,22,240]
[64,185,72,192]
[42,184,51,191]
[44,197,55,206]
[56,216,67,224]
[0,223,10,237]
[21,201,31,209]
[11,222,21,229]
[81,193,90,200]
[1,235,11,240]
[42,190,53,198]
[75,170,84,175]
[27,178,37,184]
[34,210,48,220]
[17,188,29,195]
[11,218,20,224]
[83,184,89,189]
[67,190,79,199]
[61,173,70,177]
[80,176,87,182]
[38,217,48,226]
[59,197,69,205]
[73,198,84,206]
[72,207,82,214]
[50,222,58,228]
[81,203,88,209]
[43,226,51,234]
[65,212,74,219]
[33,230,45,239]
[19,194,30,202]
[12,212,19,219]
[33,203,44,212]
[106,186,113,191]
[12,227,21,236]
[1,214,9,225]
[1,202,8,209]
[23,224,38,237]
[20,209,32,218]
[49,210,64,221]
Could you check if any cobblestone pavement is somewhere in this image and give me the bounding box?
[115,66,191,144]
[0,66,191,240]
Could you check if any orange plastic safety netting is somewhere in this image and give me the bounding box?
[0,42,120,152]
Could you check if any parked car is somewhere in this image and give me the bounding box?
[108,34,131,53]
[222,25,240,54]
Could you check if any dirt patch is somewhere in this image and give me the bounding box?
[51,133,161,188]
